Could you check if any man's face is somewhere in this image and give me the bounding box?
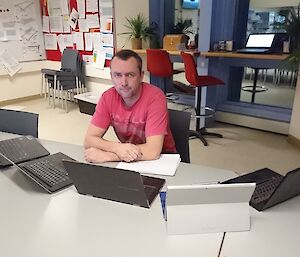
[110,57,144,103]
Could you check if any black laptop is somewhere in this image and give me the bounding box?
[222,168,300,211]
[237,33,275,54]
[63,160,165,208]
[0,136,74,193]
[0,136,50,168]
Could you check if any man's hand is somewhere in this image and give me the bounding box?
[114,143,143,162]
[85,147,119,163]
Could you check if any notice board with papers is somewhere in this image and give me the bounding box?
[41,0,115,65]
[0,0,46,62]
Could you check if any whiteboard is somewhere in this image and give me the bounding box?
[0,0,46,62]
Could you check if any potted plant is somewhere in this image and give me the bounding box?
[170,18,194,48]
[120,13,156,49]
[274,4,300,70]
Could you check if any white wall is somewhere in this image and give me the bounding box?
[114,0,149,49]
[0,61,60,103]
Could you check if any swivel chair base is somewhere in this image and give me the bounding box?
[189,128,223,146]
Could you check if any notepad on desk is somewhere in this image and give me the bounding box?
[116,154,181,176]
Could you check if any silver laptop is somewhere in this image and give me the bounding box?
[63,160,165,208]
[161,183,255,235]
[237,33,275,54]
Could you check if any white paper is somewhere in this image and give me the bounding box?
[68,8,79,29]
[57,34,66,52]
[42,16,50,32]
[63,15,71,33]
[78,19,89,32]
[86,14,99,28]
[99,0,113,17]
[94,49,106,69]
[116,154,181,176]
[82,54,93,64]
[73,32,84,50]
[103,47,114,60]
[49,15,63,33]
[60,0,69,15]
[92,32,101,50]
[0,50,22,76]
[2,21,21,41]
[101,33,113,47]
[57,34,73,52]
[44,33,57,50]
[63,34,74,47]
[47,0,62,16]
[86,0,98,12]
[84,32,93,51]
[77,0,86,18]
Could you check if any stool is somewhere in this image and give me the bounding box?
[242,68,268,103]
[146,49,186,100]
[181,52,225,146]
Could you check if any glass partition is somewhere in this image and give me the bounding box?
[240,3,298,109]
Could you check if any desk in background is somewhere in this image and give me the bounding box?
[200,51,292,133]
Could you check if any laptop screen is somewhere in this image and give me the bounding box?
[246,34,275,48]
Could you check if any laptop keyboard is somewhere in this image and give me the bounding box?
[18,152,73,192]
[251,176,283,204]
[0,136,49,164]
[0,153,11,168]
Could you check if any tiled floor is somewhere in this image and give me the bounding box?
[3,97,300,176]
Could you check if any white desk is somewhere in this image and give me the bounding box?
[220,196,300,257]
[0,133,236,257]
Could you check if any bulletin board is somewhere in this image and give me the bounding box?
[41,0,115,66]
[0,0,46,62]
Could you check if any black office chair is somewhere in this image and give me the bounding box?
[41,49,86,112]
[168,109,191,163]
[0,109,39,137]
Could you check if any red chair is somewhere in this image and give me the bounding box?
[181,51,224,146]
[146,49,188,97]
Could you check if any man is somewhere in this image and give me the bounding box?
[84,49,176,163]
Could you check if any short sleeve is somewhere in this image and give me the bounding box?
[91,92,112,129]
[145,90,168,137]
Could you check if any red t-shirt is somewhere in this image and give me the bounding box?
[91,83,176,153]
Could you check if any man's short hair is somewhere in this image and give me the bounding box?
[111,49,143,74]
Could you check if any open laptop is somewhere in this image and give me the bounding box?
[222,168,300,211]
[0,136,50,168]
[63,160,165,208]
[0,136,74,193]
[160,183,255,235]
[237,33,275,54]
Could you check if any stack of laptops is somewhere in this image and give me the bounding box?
[222,168,300,211]
[63,160,165,208]
[236,33,275,54]
[0,136,74,193]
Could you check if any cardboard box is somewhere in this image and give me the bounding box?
[163,34,186,51]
